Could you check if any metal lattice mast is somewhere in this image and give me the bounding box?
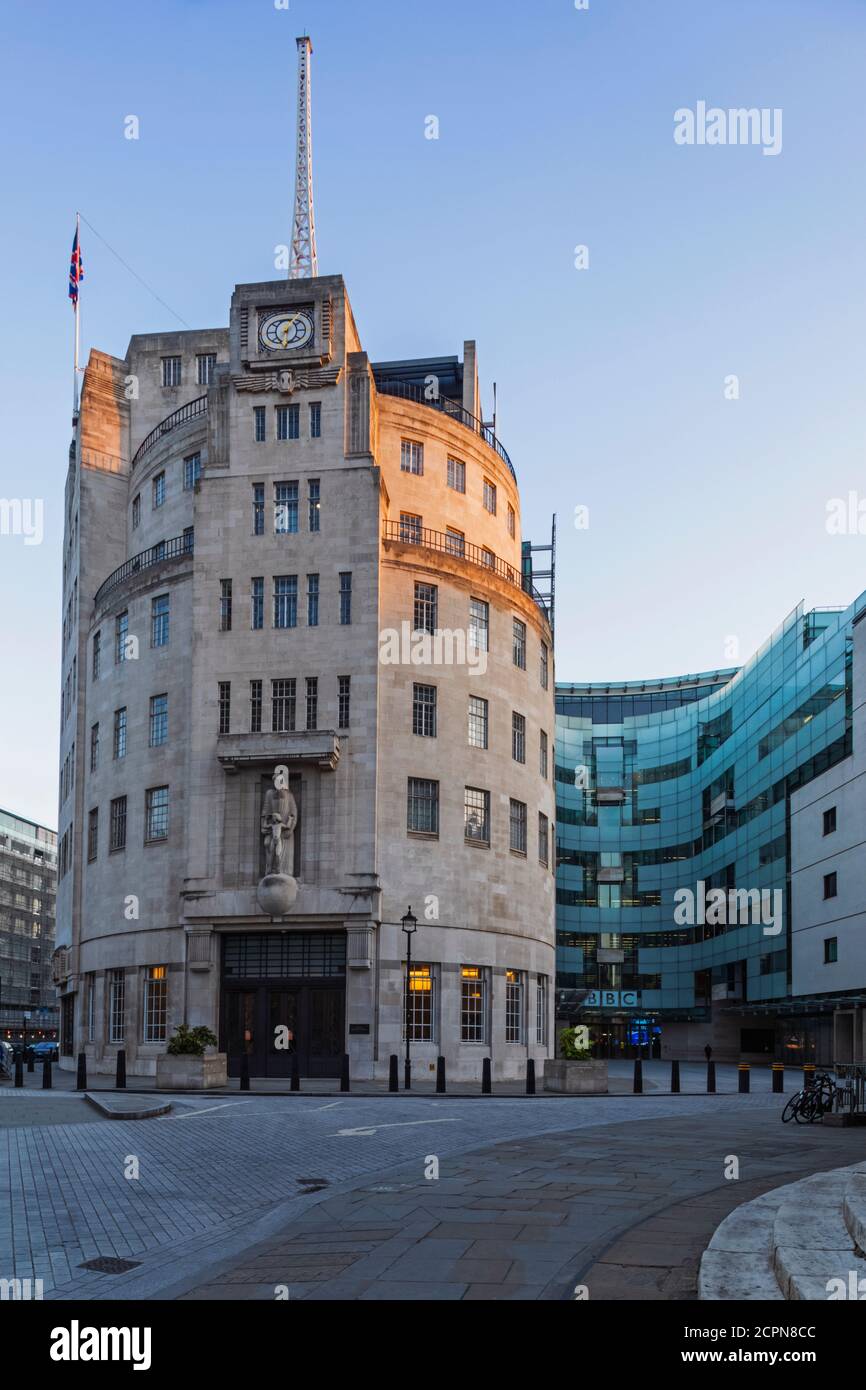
[290,35,318,280]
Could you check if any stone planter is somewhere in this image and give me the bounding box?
[543,1058,608,1094]
[155,1052,228,1090]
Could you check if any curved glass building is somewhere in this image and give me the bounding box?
[555,596,864,1062]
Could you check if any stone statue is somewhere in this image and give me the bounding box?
[257,780,299,916]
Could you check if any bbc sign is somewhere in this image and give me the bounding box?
[584,990,640,1009]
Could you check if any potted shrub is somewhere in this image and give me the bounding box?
[155,1025,227,1090]
[543,1027,608,1094]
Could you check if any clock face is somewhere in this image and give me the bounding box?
[258,308,314,353]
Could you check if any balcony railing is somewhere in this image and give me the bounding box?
[131,395,208,472]
[382,521,549,619]
[375,379,515,479]
[95,532,194,608]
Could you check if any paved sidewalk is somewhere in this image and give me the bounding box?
[169,1110,866,1302]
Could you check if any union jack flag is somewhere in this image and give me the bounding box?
[68,227,84,308]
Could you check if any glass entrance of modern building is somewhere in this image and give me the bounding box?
[221,932,346,1078]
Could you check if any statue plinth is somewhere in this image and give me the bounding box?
[257,874,299,917]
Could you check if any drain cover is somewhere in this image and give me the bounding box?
[78,1257,141,1275]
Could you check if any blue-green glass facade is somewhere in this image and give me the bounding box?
[555,598,864,1043]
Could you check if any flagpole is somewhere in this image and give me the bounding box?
[73,211,81,423]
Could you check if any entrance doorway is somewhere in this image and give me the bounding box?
[221,932,346,1078]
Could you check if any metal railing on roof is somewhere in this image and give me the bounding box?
[375,379,515,479]
[131,396,208,471]
[382,521,549,620]
[94,532,194,607]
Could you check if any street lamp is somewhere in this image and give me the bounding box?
[402,908,418,1091]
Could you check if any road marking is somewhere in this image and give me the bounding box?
[313,1102,343,1111]
[335,1119,460,1137]
[175,1102,249,1119]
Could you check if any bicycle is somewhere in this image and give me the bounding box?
[781,1071,836,1124]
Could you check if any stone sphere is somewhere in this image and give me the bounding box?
[257,875,298,917]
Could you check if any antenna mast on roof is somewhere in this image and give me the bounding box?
[290,35,318,279]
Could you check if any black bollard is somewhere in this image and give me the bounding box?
[340,1053,350,1093]
[240,1052,250,1092]
[388,1054,399,1093]
[436,1056,446,1094]
[76,1052,87,1091]
[115,1049,127,1089]
[42,1059,52,1090]
[633,1056,643,1094]
[481,1057,492,1095]
[291,1050,300,1092]
[526,1058,536,1096]
[671,1059,680,1094]
[27,1051,34,1074]
[772,1063,784,1094]
[803,1064,816,1091]
[738,1063,750,1094]
[707,1060,716,1094]
[14,1054,23,1088]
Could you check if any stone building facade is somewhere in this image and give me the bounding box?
[55,274,556,1081]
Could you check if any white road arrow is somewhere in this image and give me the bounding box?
[335,1119,460,1137]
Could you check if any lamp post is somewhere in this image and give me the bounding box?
[402,907,418,1091]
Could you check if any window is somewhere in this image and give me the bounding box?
[447,457,465,493]
[218,682,231,735]
[512,712,526,763]
[465,787,490,845]
[823,806,837,836]
[507,504,515,539]
[408,778,439,835]
[253,483,265,534]
[505,970,523,1042]
[149,694,168,747]
[339,572,352,625]
[110,796,127,853]
[92,630,101,680]
[540,729,548,778]
[152,471,166,508]
[540,642,549,690]
[538,812,549,866]
[405,964,434,1042]
[401,439,424,475]
[824,937,838,964]
[250,680,262,733]
[152,594,169,648]
[251,577,264,630]
[510,799,527,854]
[513,618,527,669]
[272,679,296,733]
[536,976,548,1045]
[113,707,127,760]
[115,612,128,664]
[460,967,486,1043]
[90,723,99,773]
[183,452,202,491]
[446,527,465,557]
[413,684,437,738]
[414,582,438,635]
[483,478,497,514]
[468,695,488,749]
[481,548,495,569]
[274,575,298,629]
[196,353,216,386]
[275,481,299,534]
[338,676,351,729]
[276,403,300,441]
[307,574,319,627]
[823,872,838,900]
[183,525,194,552]
[145,787,169,842]
[87,808,98,862]
[218,579,233,632]
[310,402,321,438]
[161,356,182,387]
[132,494,140,529]
[254,406,266,443]
[305,677,318,731]
[399,512,422,544]
[308,479,320,531]
[143,966,168,1041]
[109,969,125,1042]
[469,598,489,651]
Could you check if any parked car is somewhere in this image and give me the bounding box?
[0,1040,13,1076]
[30,1041,58,1062]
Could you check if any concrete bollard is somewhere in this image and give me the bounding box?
[526,1058,536,1096]
[481,1057,492,1095]
[803,1064,816,1090]
[707,1060,716,1094]
[436,1056,446,1094]
[772,1062,784,1094]
[670,1059,680,1093]
[115,1049,127,1089]
[388,1054,398,1093]
[738,1063,750,1094]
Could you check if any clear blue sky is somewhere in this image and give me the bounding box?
[2,0,866,827]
